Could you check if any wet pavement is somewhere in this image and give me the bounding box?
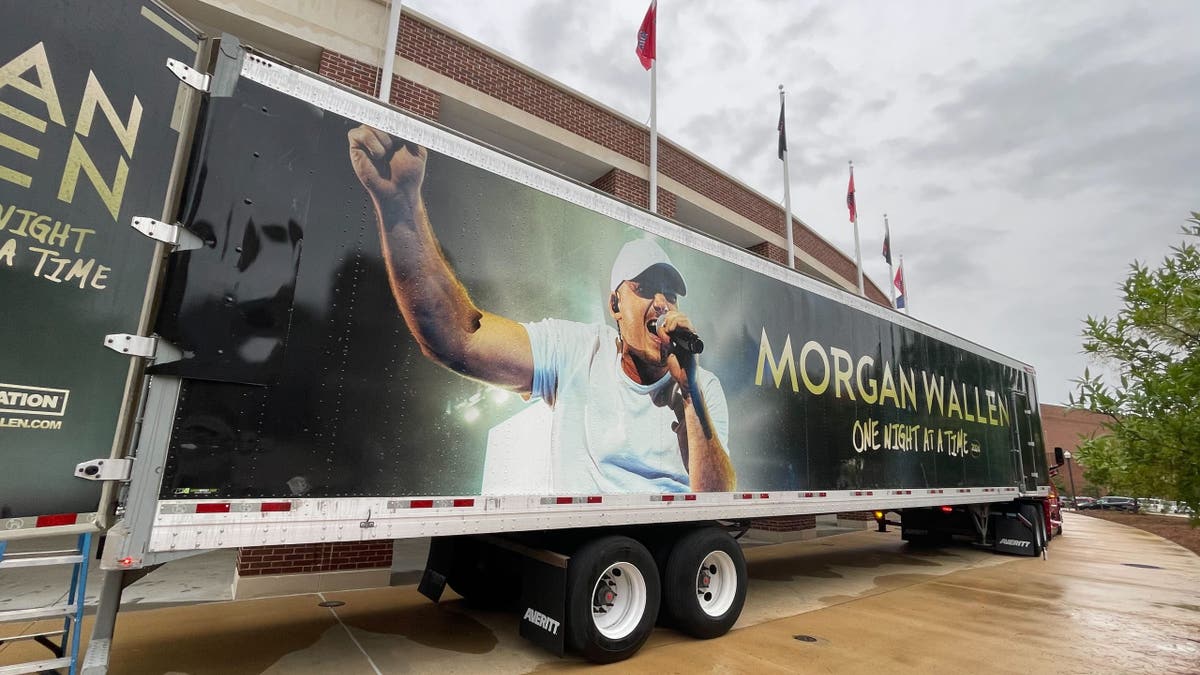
[2,512,1197,673]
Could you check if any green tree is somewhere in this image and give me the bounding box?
[1072,212,1200,522]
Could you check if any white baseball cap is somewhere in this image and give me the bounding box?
[610,237,687,296]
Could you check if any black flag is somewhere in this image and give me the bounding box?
[777,99,787,160]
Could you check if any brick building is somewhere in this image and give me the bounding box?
[159,0,890,595]
[1040,403,1111,499]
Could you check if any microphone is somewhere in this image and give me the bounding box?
[652,316,704,354]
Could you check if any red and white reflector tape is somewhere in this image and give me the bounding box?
[36,513,79,527]
[539,496,603,505]
[160,502,295,515]
[403,498,477,509]
[2,512,98,531]
[928,489,944,494]
[891,490,913,495]
[800,492,829,498]
[853,491,875,497]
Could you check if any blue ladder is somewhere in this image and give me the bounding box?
[0,533,92,675]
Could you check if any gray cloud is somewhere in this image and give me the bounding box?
[899,9,1200,201]
[858,92,894,116]
[897,221,1007,288]
[918,183,952,201]
[767,4,835,45]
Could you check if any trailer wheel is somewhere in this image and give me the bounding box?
[662,527,747,639]
[565,536,660,663]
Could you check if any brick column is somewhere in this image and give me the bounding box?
[318,49,440,121]
[749,241,788,265]
[590,168,677,218]
[748,515,817,542]
[836,511,876,529]
[234,541,393,599]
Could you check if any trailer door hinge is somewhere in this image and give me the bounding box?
[167,58,210,91]
[131,217,203,251]
[104,333,158,358]
[75,458,133,482]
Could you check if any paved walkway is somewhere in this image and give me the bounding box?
[2,513,1197,673]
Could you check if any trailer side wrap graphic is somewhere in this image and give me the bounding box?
[0,2,199,525]
[154,59,1044,500]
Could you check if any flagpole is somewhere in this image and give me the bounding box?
[850,161,864,296]
[779,85,794,269]
[636,0,658,213]
[378,0,402,103]
[884,213,895,308]
[649,58,657,213]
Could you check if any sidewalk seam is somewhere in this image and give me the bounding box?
[318,592,383,675]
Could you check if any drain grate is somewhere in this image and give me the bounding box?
[318,600,346,608]
[793,635,818,642]
[1122,563,1162,570]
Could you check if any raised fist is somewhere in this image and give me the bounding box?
[348,125,427,225]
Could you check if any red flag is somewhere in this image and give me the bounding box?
[846,169,857,223]
[636,1,657,70]
[894,263,906,309]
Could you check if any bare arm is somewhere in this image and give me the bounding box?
[679,370,736,492]
[660,314,735,492]
[348,125,533,392]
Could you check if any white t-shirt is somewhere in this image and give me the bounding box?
[522,318,731,493]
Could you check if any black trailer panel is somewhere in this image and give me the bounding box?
[151,56,1046,503]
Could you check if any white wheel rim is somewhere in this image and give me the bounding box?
[590,562,647,639]
[695,550,737,617]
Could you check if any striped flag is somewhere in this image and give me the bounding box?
[846,169,857,222]
[894,262,906,309]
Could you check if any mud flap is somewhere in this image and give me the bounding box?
[418,537,453,602]
[992,503,1042,556]
[519,556,567,656]
[901,507,933,541]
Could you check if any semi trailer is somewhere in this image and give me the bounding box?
[1,2,1058,667]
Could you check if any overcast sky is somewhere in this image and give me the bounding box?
[401,0,1200,405]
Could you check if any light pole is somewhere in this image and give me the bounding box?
[1064,450,1078,506]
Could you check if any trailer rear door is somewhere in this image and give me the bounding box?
[0,0,203,538]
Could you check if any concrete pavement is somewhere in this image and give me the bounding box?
[2,512,1197,673]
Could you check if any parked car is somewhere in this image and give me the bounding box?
[1073,496,1097,509]
[1139,498,1166,513]
[1094,496,1139,512]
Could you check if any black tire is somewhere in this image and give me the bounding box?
[662,527,747,639]
[565,536,660,664]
